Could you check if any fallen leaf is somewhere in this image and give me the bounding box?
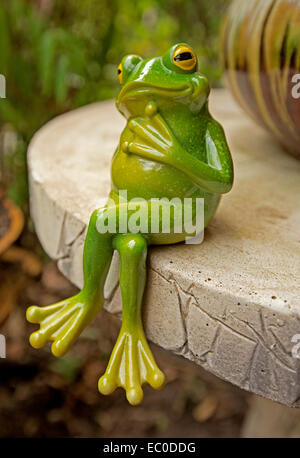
[193,394,219,423]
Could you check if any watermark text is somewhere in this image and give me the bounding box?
[95,190,204,244]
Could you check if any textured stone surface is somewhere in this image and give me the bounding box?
[28,89,300,406]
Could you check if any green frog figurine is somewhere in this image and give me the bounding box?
[26,44,233,405]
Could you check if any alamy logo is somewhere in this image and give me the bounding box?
[0,74,6,98]
[0,334,6,358]
[95,190,205,244]
[292,74,300,99]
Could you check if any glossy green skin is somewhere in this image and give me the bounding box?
[26,44,233,405]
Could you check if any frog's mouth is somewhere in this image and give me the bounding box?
[117,81,193,106]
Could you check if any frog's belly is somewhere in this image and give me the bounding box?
[110,149,221,228]
[111,149,199,200]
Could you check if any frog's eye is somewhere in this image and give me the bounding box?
[172,45,197,71]
[117,63,123,84]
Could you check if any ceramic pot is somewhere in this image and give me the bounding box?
[221,0,300,159]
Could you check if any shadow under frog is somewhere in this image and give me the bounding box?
[26,44,234,405]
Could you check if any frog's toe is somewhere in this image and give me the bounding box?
[98,374,118,396]
[50,311,84,357]
[126,386,144,406]
[28,310,73,350]
[26,303,64,324]
[29,329,49,349]
[147,366,165,390]
[138,337,166,390]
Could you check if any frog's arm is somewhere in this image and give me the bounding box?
[172,120,233,194]
[126,115,233,194]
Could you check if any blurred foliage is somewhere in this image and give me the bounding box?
[49,355,83,384]
[0,0,229,210]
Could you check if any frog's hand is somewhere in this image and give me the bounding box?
[125,114,172,163]
[127,116,233,195]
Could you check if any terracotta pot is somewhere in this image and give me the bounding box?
[221,0,300,159]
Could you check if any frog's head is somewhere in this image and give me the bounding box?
[116,43,210,119]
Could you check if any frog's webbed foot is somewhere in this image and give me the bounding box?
[26,293,101,357]
[98,326,165,405]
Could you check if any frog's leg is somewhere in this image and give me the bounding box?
[98,233,165,405]
[26,209,114,357]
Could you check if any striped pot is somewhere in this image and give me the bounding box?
[221,0,300,159]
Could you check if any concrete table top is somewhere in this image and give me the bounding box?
[28,89,300,407]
